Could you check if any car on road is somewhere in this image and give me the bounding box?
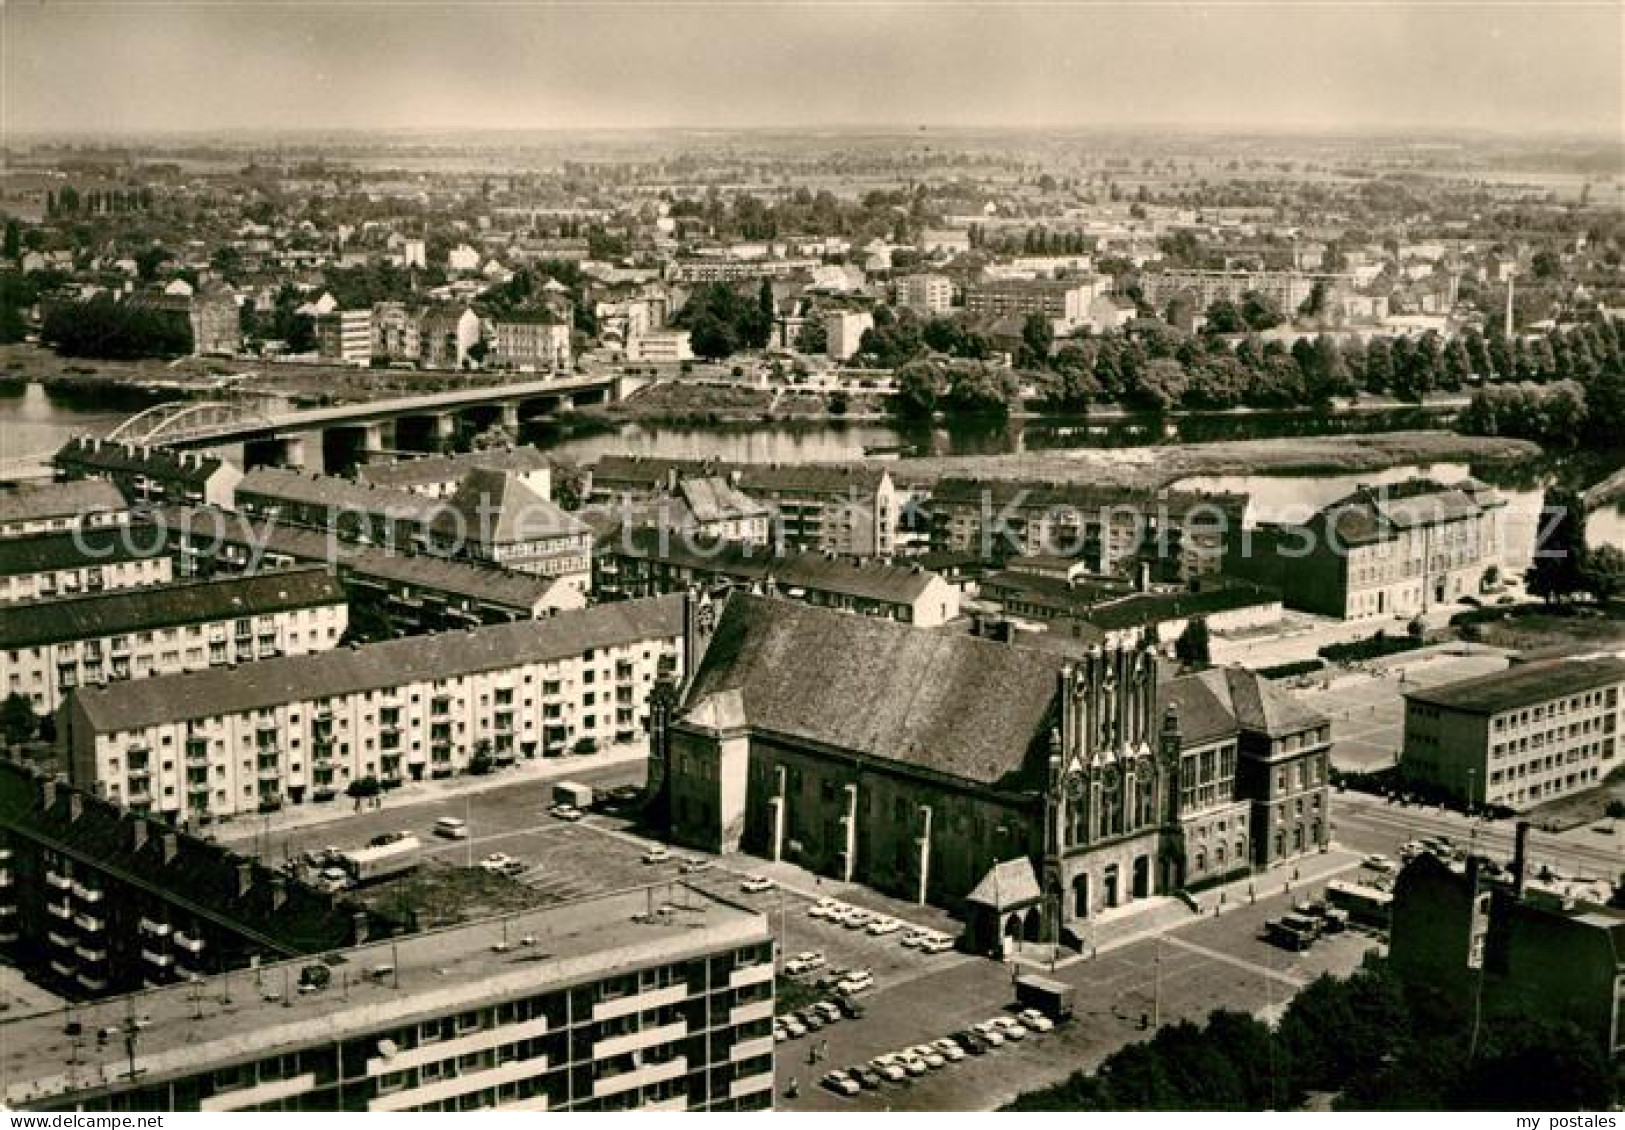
[741,874,777,893]
[640,846,671,865]
[679,857,714,874]
[809,897,843,919]
[838,997,866,1020]
[479,852,516,874]
[821,1069,860,1096]
[866,916,902,936]
[931,1037,967,1063]
[432,816,469,840]
[907,1044,947,1069]
[785,950,826,975]
[1017,1008,1055,1033]
[369,830,412,847]
[868,1057,906,1083]
[1363,854,1397,873]
[841,908,876,930]
[547,803,584,822]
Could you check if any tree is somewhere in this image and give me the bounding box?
[1018,312,1054,369]
[1175,617,1212,670]
[1,221,18,262]
[1239,291,1284,331]
[1203,298,1245,335]
[690,314,738,361]
[0,693,37,745]
[1583,544,1625,605]
[1526,487,1588,605]
[895,359,947,416]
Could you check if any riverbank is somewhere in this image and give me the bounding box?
[866,431,1541,491]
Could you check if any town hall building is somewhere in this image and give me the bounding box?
[650,593,1331,954]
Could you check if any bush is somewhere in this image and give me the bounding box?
[573,737,600,756]
[1320,631,1426,664]
[1259,658,1325,680]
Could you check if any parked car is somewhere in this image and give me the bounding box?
[679,857,714,874]
[866,917,902,936]
[907,1043,946,1069]
[901,930,932,948]
[971,1021,1007,1047]
[785,950,826,975]
[1363,854,1397,873]
[836,971,874,995]
[741,874,776,893]
[432,816,469,840]
[548,803,584,822]
[953,1029,990,1055]
[821,1070,860,1096]
[816,1001,843,1024]
[781,1016,807,1039]
[838,997,867,1020]
[919,934,956,954]
[988,1016,1027,1041]
[1018,1008,1055,1033]
[479,852,516,873]
[809,897,843,919]
[640,846,671,865]
[851,1065,884,1089]
[931,1037,967,1062]
[842,909,876,930]
[797,1009,825,1032]
[868,1057,906,1083]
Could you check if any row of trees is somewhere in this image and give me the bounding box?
[1457,318,1625,445]
[41,294,191,359]
[1006,957,1613,1111]
[676,282,775,360]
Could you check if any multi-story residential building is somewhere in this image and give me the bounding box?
[419,306,484,369]
[928,477,1246,581]
[1,881,772,1113]
[669,257,819,284]
[1400,656,1625,810]
[315,309,373,366]
[595,532,961,628]
[62,595,684,819]
[964,277,1102,329]
[0,761,394,1001]
[144,505,584,628]
[0,480,127,539]
[359,446,552,501]
[1391,836,1625,1056]
[190,281,242,356]
[624,330,694,364]
[656,595,1329,954]
[824,310,874,361]
[2,566,346,716]
[370,301,422,362]
[595,478,772,549]
[0,527,173,604]
[897,274,953,316]
[54,436,242,508]
[590,458,900,559]
[235,468,443,551]
[486,312,572,372]
[1226,478,1504,619]
[1138,269,1355,317]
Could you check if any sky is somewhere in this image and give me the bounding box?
[3,1,1621,138]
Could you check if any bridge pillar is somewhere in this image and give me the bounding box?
[499,403,521,430]
[244,434,308,471]
[433,411,458,444]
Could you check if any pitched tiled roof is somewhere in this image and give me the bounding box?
[0,565,343,650]
[683,594,1064,788]
[1314,479,1497,545]
[53,436,230,486]
[0,480,126,526]
[238,468,444,523]
[433,469,586,546]
[678,477,769,524]
[0,526,163,578]
[73,594,681,733]
[358,446,552,491]
[1180,667,1325,740]
[966,858,1042,910]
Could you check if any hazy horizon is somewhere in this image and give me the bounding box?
[4,2,1621,140]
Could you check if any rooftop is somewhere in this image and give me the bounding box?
[0,882,764,1108]
[1405,656,1625,717]
[0,564,343,651]
[0,526,169,579]
[53,436,229,485]
[71,594,681,733]
[357,446,552,492]
[0,480,127,527]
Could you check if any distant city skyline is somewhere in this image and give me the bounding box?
[3,2,1621,139]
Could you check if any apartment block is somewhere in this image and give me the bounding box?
[61,596,684,821]
[1,882,773,1112]
[964,277,1101,327]
[0,480,127,540]
[358,445,553,501]
[2,566,346,716]
[1402,656,1625,810]
[897,274,953,316]
[54,436,242,509]
[316,308,374,366]
[0,527,174,604]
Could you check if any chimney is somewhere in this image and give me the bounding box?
[352,911,370,947]
[270,876,287,912]
[68,794,83,822]
[161,832,179,864]
[131,816,148,853]
[41,778,58,811]
[1512,820,1530,899]
[1137,560,1152,593]
[236,861,254,899]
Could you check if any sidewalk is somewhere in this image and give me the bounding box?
[211,741,650,845]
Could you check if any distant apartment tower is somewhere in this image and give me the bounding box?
[62,596,684,820]
[0,882,774,1112]
[824,310,874,362]
[625,330,694,364]
[371,301,421,362]
[487,313,571,372]
[1401,656,1625,811]
[964,277,1101,328]
[1138,269,1354,316]
[897,274,953,316]
[316,309,373,366]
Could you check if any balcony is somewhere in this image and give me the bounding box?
[74,943,107,964]
[174,931,204,954]
[44,871,71,891]
[46,930,73,950]
[595,1019,688,1059]
[729,1035,775,1063]
[729,998,773,1027]
[45,900,71,920]
[729,962,773,989]
[142,949,175,969]
[73,912,105,933]
[592,982,687,1022]
[140,917,172,938]
[71,881,103,904]
[590,1056,686,1101]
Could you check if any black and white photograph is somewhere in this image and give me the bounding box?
[0,0,1621,1116]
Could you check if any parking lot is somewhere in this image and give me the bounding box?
[1293,646,1510,773]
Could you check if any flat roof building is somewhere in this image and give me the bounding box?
[0,881,774,1112]
[1401,656,1625,810]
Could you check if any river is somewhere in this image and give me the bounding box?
[6,379,1625,556]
